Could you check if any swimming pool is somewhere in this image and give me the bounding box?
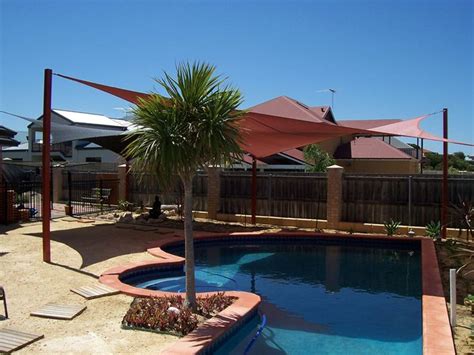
[121,238,422,354]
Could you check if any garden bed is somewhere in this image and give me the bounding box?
[122,293,236,337]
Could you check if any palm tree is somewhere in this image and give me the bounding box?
[124,62,244,309]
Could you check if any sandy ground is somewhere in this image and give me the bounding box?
[0,218,181,354]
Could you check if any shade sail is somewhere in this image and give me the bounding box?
[239,112,377,158]
[55,74,150,104]
[365,115,473,147]
[54,73,473,157]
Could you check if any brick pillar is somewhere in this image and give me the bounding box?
[207,167,221,220]
[52,167,63,203]
[118,164,127,201]
[326,165,344,229]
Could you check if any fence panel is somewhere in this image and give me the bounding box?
[342,174,474,227]
[220,172,327,219]
[65,177,120,216]
[0,180,43,224]
[129,172,207,210]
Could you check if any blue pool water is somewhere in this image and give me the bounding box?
[123,239,422,354]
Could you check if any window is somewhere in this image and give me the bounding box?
[86,157,102,163]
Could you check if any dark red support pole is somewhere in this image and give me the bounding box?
[441,108,448,239]
[42,69,52,262]
[251,156,257,224]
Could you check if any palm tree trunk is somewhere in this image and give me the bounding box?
[182,175,197,309]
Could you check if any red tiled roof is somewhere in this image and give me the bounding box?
[338,119,402,130]
[248,96,336,124]
[334,137,414,159]
[240,154,266,166]
[280,148,305,162]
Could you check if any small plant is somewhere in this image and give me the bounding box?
[464,294,474,315]
[384,219,401,236]
[450,197,473,242]
[425,221,441,240]
[118,200,133,212]
[196,292,236,318]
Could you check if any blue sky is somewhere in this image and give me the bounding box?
[1,0,472,154]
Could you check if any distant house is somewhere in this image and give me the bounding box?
[2,109,129,165]
[0,126,20,148]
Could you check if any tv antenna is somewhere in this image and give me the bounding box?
[316,89,337,109]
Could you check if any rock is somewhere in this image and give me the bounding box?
[164,210,176,217]
[135,213,150,224]
[118,212,134,223]
[167,306,180,315]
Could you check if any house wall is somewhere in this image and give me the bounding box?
[336,159,419,174]
[2,150,28,161]
[74,148,124,164]
[317,135,352,155]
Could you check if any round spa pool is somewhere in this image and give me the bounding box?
[121,237,422,354]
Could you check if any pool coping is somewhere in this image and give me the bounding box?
[99,231,455,355]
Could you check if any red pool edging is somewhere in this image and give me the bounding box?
[420,239,455,355]
[100,231,455,355]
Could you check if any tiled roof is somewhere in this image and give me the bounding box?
[334,137,414,160]
[280,148,305,163]
[248,96,335,124]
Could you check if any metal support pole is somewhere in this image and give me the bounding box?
[67,171,72,209]
[251,157,257,225]
[420,138,424,174]
[449,268,456,327]
[442,108,448,239]
[99,179,103,214]
[42,69,52,263]
[408,176,412,227]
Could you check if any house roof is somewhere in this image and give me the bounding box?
[2,142,27,150]
[334,137,414,160]
[280,148,306,163]
[378,136,414,149]
[54,109,128,128]
[0,125,17,137]
[0,125,19,147]
[248,96,336,124]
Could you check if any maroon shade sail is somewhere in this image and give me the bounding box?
[55,74,150,105]
[56,73,473,157]
[238,112,376,158]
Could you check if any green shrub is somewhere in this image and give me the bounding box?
[425,221,441,239]
[118,200,133,212]
[384,219,401,236]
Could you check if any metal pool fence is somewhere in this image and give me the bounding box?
[1,180,43,224]
[61,171,119,216]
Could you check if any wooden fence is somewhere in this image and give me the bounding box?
[342,174,474,228]
[220,172,327,219]
[129,172,208,210]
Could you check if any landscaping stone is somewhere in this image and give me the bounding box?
[118,212,134,223]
